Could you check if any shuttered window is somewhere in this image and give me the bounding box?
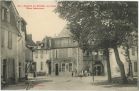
[8,31,12,49]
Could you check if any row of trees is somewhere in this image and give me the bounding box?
[55,1,138,83]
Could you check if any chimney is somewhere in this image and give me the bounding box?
[27,34,32,40]
[36,41,41,45]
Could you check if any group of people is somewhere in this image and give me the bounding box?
[72,70,91,77]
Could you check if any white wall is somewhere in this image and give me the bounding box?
[33,49,48,74]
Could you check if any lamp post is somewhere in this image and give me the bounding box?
[92,51,98,83]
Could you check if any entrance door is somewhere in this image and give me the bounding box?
[55,64,59,76]
[48,62,51,75]
[19,62,21,80]
[94,66,102,76]
[3,59,7,81]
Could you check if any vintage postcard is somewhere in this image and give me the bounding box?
[0,0,138,90]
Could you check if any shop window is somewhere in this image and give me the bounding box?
[61,63,65,72]
[69,63,72,72]
[134,62,137,72]
[41,62,43,70]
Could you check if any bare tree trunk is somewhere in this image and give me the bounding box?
[113,46,128,83]
[125,44,133,78]
[104,48,112,82]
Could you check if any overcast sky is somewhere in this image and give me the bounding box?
[13,0,67,42]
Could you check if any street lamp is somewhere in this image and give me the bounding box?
[91,51,98,83]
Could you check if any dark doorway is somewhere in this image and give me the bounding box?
[19,62,21,80]
[3,59,7,81]
[48,62,51,75]
[55,64,59,76]
[94,66,102,76]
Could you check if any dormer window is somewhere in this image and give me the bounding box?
[16,21,20,30]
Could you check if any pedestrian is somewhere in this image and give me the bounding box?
[72,71,73,77]
[33,71,37,79]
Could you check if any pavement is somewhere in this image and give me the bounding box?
[2,76,138,91]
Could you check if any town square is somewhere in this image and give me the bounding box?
[0,0,138,90]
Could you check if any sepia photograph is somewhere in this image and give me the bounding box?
[0,0,138,90]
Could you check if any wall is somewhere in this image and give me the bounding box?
[33,49,48,74]
[1,1,27,83]
[1,22,19,83]
[17,31,26,79]
[49,47,84,76]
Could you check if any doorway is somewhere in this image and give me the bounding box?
[19,62,21,80]
[94,65,102,76]
[55,64,59,76]
[3,59,7,81]
[48,62,51,75]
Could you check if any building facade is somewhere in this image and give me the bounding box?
[33,41,49,76]
[17,18,27,81]
[1,1,27,84]
[42,37,107,76]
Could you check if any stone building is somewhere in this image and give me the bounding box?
[1,1,27,84]
[33,41,49,76]
[41,36,107,76]
[46,37,83,76]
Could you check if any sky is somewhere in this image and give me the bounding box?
[13,0,67,42]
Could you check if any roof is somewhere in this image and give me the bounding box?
[26,36,36,47]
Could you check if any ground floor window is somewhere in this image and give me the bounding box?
[69,63,72,72]
[41,62,43,70]
[134,62,137,72]
[61,63,65,72]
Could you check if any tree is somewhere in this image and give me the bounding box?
[55,1,112,82]
[122,31,138,78]
[55,1,138,83]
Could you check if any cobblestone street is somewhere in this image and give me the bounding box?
[3,76,138,91]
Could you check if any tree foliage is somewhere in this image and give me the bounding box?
[55,1,137,49]
[55,1,138,83]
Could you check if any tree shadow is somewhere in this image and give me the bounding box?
[91,80,137,88]
[1,84,27,90]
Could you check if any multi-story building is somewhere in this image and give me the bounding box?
[33,41,49,76]
[17,18,27,81]
[42,37,107,76]
[46,37,83,76]
[25,34,36,78]
[1,1,27,84]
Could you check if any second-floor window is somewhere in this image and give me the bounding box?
[132,47,135,56]
[35,51,38,58]
[40,50,43,58]
[1,30,4,47]
[8,31,12,49]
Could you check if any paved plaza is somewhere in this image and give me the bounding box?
[2,76,138,91]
